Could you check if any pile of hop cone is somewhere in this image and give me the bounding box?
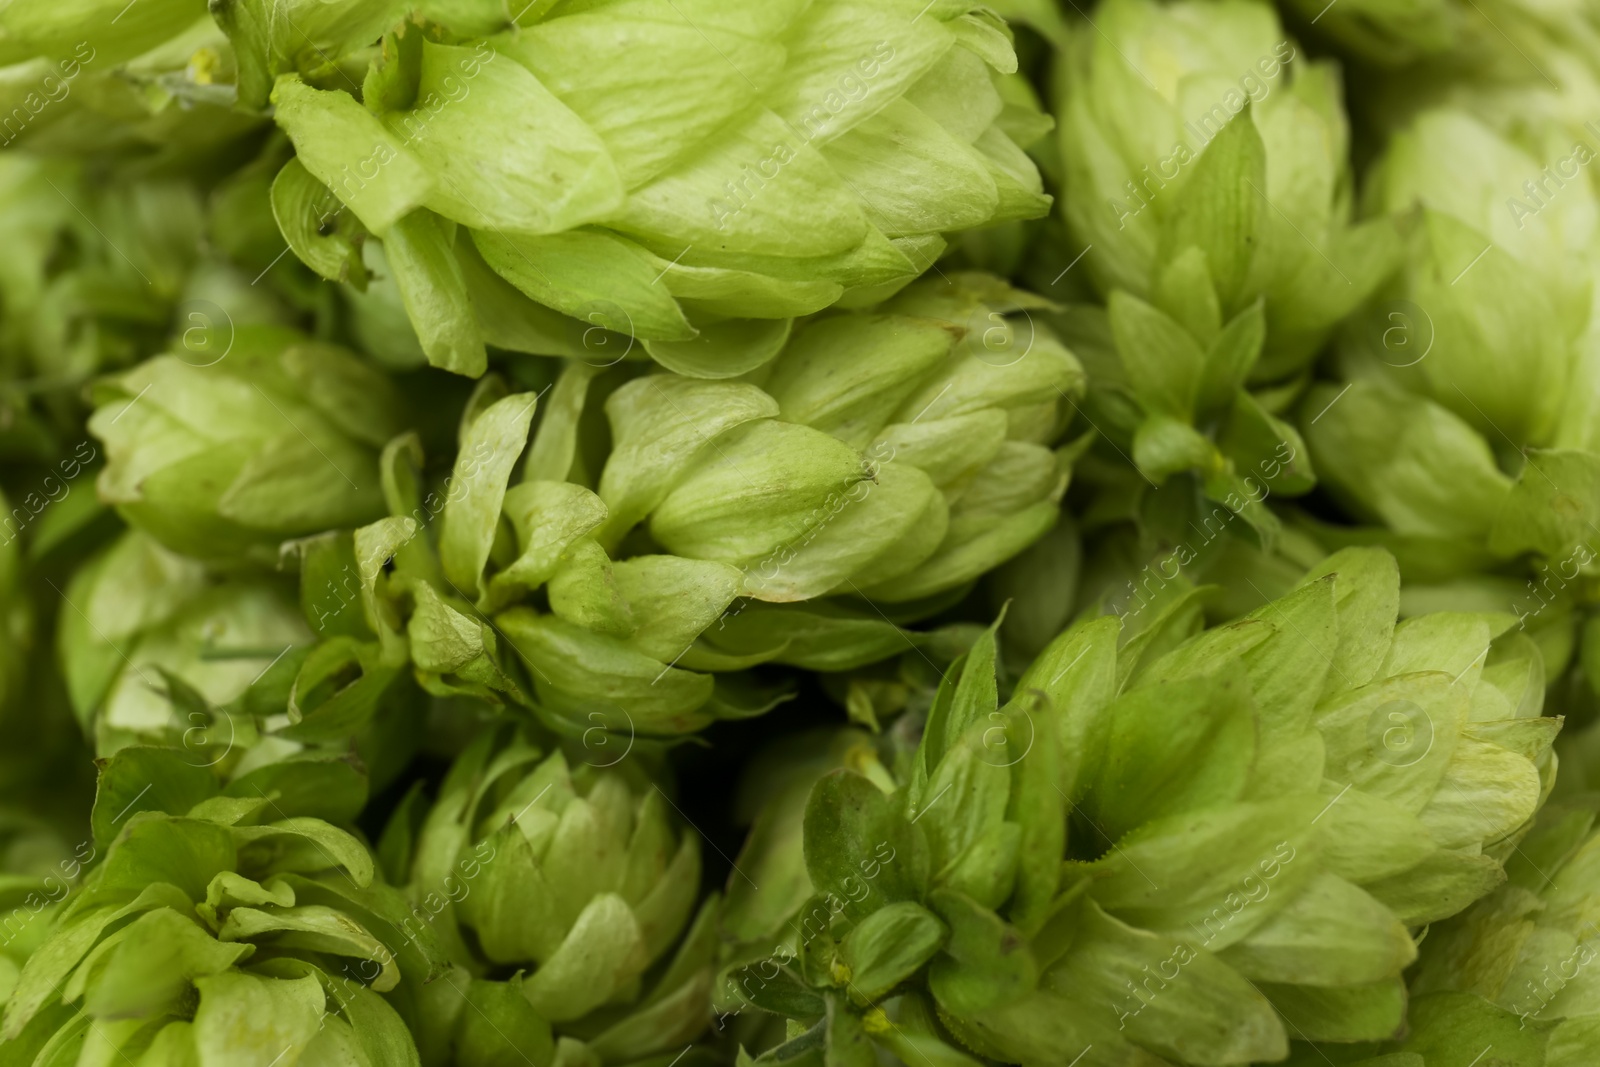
[0,0,1594,1064]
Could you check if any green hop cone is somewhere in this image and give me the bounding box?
[0,166,303,466]
[1280,0,1458,66]
[1405,800,1600,1065]
[387,723,715,1065]
[0,746,445,1066]
[727,546,1558,1066]
[573,272,1083,704]
[1300,104,1600,712]
[1054,273,1319,548]
[624,273,1084,607]
[336,274,1082,735]
[59,528,309,755]
[1283,0,1600,78]
[1341,106,1593,453]
[1285,800,1600,1067]
[1304,107,1596,519]
[214,0,1053,377]
[1053,0,1399,380]
[60,527,424,785]
[87,326,404,566]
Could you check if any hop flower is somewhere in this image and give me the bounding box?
[0,747,444,1066]
[1052,0,1398,379]
[1283,0,1600,80]
[210,0,1053,377]
[726,546,1558,1065]
[1288,800,1600,1066]
[87,328,404,565]
[337,275,1082,734]
[58,527,424,787]
[388,724,713,1065]
[1299,103,1600,711]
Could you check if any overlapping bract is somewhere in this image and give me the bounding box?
[385,724,713,1065]
[1298,92,1600,736]
[0,1,1594,1065]
[1039,0,1396,549]
[304,274,1083,735]
[1404,800,1600,1065]
[1281,800,1600,1066]
[1054,0,1396,378]
[212,0,1056,377]
[88,327,400,564]
[728,547,1558,1065]
[0,746,440,1066]
[56,525,426,801]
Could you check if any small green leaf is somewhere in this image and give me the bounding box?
[451,976,556,1067]
[730,961,826,1018]
[191,971,325,1067]
[387,41,624,235]
[440,391,538,598]
[1164,107,1266,312]
[270,76,433,235]
[230,818,375,887]
[1398,992,1553,1064]
[1489,449,1600,560]
[926,888,1036,1015]
[1109,290,1205,421]
[803,771,924,918]
[1087,667,1256,840]
[546,539,633,637]
[838,902,947,1003]
[80,908,251,1020]
[271,158,369,289]
[383,210,486,377]
[598,376,778,546]
[472,229,694,342]
[1197,299,1265,415]
[92,747,218,849]
[519,894,648,1022]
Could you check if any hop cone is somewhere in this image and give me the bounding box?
[1283,0,1600,78]
[340,274,1082,734]
[724,546,1557,1066]
[0,165,303,466]
[1052,0,1398,380]
[1406,799,1600,1065]
[0,746,443,1066]
[1283,801,1600,1066]
[208,0,1053,377]
[386,723,713,1066]
[59,526,424,788]
[87,327,403,565]
[1300,102,1600,711]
